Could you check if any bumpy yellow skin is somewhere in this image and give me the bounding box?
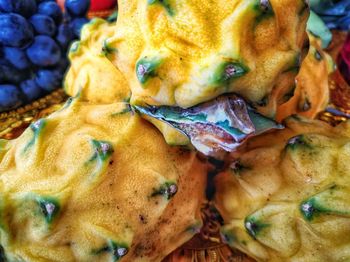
[66,1,329,117]
[0,99,207,261]
[214,118,350,261]
[65,19,130,104]
[112,0,308,111]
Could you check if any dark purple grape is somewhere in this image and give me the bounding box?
[30,14,56,36]
[20,79,42,102]
[0,84,22,111]
[3,47,31,70]
[0,0,37,18]
[37,1,62,24]
[26,36,61,66]
[35,69,63,92]
[65,0,91,17]
[0,13,34,48]
[56,23,74,49]
[0,59,28,84]
[71,17,89,38]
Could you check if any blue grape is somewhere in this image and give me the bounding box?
[26,36,61,66]
[0,59,28,84]
[65,0,90,17]
[56,23,74,49]
[0,84,22,111]
[0,84,22,110]
[30,14,56,36]
[0,0,37,18]
[37,1,62,24]
[20,79,42,102]
[71,17,89,38]
[36,0,55,3]
[3,47,31,70]
[0,13,34,48]
[35,69,63,92]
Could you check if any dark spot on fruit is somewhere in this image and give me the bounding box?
[256,96,269,107]
[139,214,147,224]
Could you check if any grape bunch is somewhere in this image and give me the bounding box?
[310,0,350,31]
[0,0,90,112]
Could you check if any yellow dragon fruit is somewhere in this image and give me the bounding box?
[64,1,333,157]
[65,18,131,104]
[0,97,207,261]
[65,0,331,120]
[214,117,350,261]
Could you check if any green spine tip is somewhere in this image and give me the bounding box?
[148,0,174,16]
[244,217,269,239]
[102,39,117,56]
[136,57,162,85]
[300,199,317,221]
[212,62,248,85]
[90,140,114,162]
[94,241,128,261]
[259,0,273,14]
[31,119,46,132]
[24,119,46,152]
[285,135,310,150]
[230,160,250,175]
[152,182,178,200]
[107,10,118,23]
[110,243,128,261]
[69,41,81,56]
[36,197,60,224]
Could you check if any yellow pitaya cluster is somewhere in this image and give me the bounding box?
[215,118,350,261]
[0,99,207,261]
[0,0,345,261]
